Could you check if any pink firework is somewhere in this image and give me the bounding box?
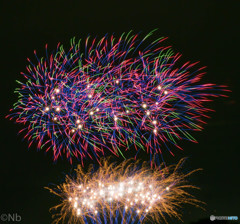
[7,31,228,164]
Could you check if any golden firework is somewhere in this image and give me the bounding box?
[46,158,203,223]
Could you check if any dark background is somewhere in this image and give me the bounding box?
[1,1,239,223]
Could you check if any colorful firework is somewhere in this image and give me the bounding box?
[7,30,228,163]
[46,158,202,224]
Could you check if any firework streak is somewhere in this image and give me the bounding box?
[46,158,202,224]
[8,30,228,163]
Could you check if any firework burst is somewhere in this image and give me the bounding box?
[46,158,203,224]
[7,30,228,163]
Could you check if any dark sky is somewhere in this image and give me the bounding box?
[1,1,239,223]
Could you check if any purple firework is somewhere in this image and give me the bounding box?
[7,31,228,164]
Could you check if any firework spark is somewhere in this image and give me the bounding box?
[7,30,228,163]
[46,158,202,223]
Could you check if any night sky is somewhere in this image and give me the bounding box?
[1,1,239,224]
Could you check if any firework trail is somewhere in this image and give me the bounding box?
[46,158,202,224]
[7,30,228,164]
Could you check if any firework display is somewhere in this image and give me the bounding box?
[46,158,202,224]
[8,31,227,163]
